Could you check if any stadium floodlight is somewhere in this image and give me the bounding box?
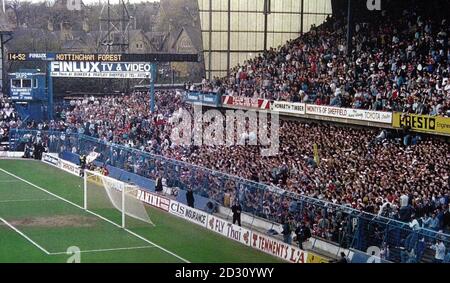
[84,170,154,229]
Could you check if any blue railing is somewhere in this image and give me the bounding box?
[9,128,450,263]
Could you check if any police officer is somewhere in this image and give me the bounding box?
[79,155,87,177]
[186,188,195,208]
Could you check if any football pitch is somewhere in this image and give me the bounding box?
[0,159,282,263]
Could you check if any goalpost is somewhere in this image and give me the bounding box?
[83,170,154,229]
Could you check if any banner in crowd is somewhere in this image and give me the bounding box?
[250,231,308,263]
[271,101,306,115]
[168,200,209,228]
[184,92,221,107]
[306,105,393,124]
[50,61,152,79]
[222,96,271,110]
[207,215,252,246]
[392,113,450,135]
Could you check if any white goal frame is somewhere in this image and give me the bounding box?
[83,169,154,228]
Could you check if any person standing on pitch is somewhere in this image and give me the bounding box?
[281,219,292,244]
[186,188,195,208]
[155,175,163,193]
[295,221,311,250]
[231,201,242,226]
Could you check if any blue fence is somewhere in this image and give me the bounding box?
[9,128,450,263]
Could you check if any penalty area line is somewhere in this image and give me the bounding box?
[49,245,156,255]
[0,217,51,255]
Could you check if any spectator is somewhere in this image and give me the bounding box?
[431,239,446,263]
[79,155,86,177]
[231,201,242,227]
[401,248,417,263]
[101,165,109,176]
[295,221,311,250]
[334,252,349,263]
[155,176,163,193]
[281,219,292,245]
[444,252,450,263]
[380,242,390,261]
[430,213,441,231]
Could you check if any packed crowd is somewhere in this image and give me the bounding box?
[21,91,183,155]
[26,90,448,237]
[180,121,450,229]
[14,91,450,224]
[203,7,450,117]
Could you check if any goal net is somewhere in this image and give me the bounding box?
[84,170,154,229]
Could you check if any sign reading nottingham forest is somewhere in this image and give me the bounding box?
[7,52,198,63]
[50,61,152,79]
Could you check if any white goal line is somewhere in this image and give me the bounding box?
[0,167,190,263]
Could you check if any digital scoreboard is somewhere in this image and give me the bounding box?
[7,52,199,62]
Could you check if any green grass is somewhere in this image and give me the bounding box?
[0,159,283,263]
